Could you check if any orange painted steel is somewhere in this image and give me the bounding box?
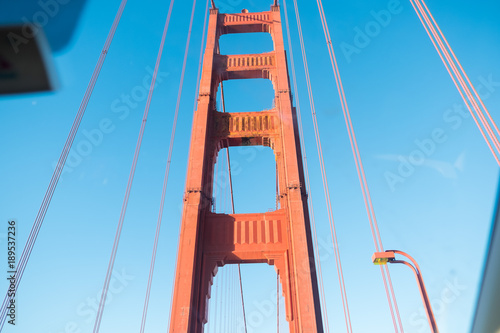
[169,5,323,332]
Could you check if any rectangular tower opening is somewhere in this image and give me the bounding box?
[219,32,274,55]
[217,79,275,113]
[213,146,277,214]
[205,263,289,332]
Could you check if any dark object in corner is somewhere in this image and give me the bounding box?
[0,25,56,95]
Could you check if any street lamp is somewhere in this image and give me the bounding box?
[372,250,439,333]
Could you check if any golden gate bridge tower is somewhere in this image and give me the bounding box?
[169,1,324,332]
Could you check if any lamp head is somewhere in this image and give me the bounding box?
[372,251,396,265]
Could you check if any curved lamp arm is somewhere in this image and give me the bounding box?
[373,250,439,333]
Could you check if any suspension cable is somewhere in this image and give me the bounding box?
[219,267,225,331]
[93,0,197,331]
[229,265,236,331]
[219,76,248,333]
[224,153,229,212]
[138,0,203,331]
[314,0,404,331]
[409,0,500,165]
[225,265,230,332]
[411,0,499,153]
[238,264,248,333]
[281,1,330,331]
[165,2,212,330]
[417,0,500,147]
[226,267,230,332]
[214,267,221,332]
[277,272,280,333]
[0,0,129,329]
[284,0,353,331]
[220,83,236,215]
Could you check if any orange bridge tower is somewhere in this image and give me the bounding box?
[169,3,324,332]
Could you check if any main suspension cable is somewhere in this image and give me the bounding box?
[281,1,330,331]
[165,1,212,329]
[314,0,404,331]
[409,0,500,165]
[411,0,499,152]
[284,0,352,331]
[92,0,197,330]
[219,75,248,333]
[0,0,129,329]
[238,264,248,333]
[138,0,203,331]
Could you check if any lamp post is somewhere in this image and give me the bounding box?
[372,250,439,333]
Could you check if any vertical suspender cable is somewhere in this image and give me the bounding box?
[219,83,233,214]
[219,268,225,331]
[314,0,404,331]
[225,268,230,332]
[226,266,230,332]
[230,266,234,329]
[235,266,238,329]
[228,265,236,331]
[284,0,352,331]
[228,266,232,329]
[139,0,205,330]
[214,269,220,332]
[0,0,129,329]
[281,1,331,331]
[277,273,280,333]
[220,76,248,333]
[238,264,248,333]
[229,266,232,329]
[218,49,248,330]
[221,268,225,332]
[217,47,236,216]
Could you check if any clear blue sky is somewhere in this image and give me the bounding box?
[1,0,499,332]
